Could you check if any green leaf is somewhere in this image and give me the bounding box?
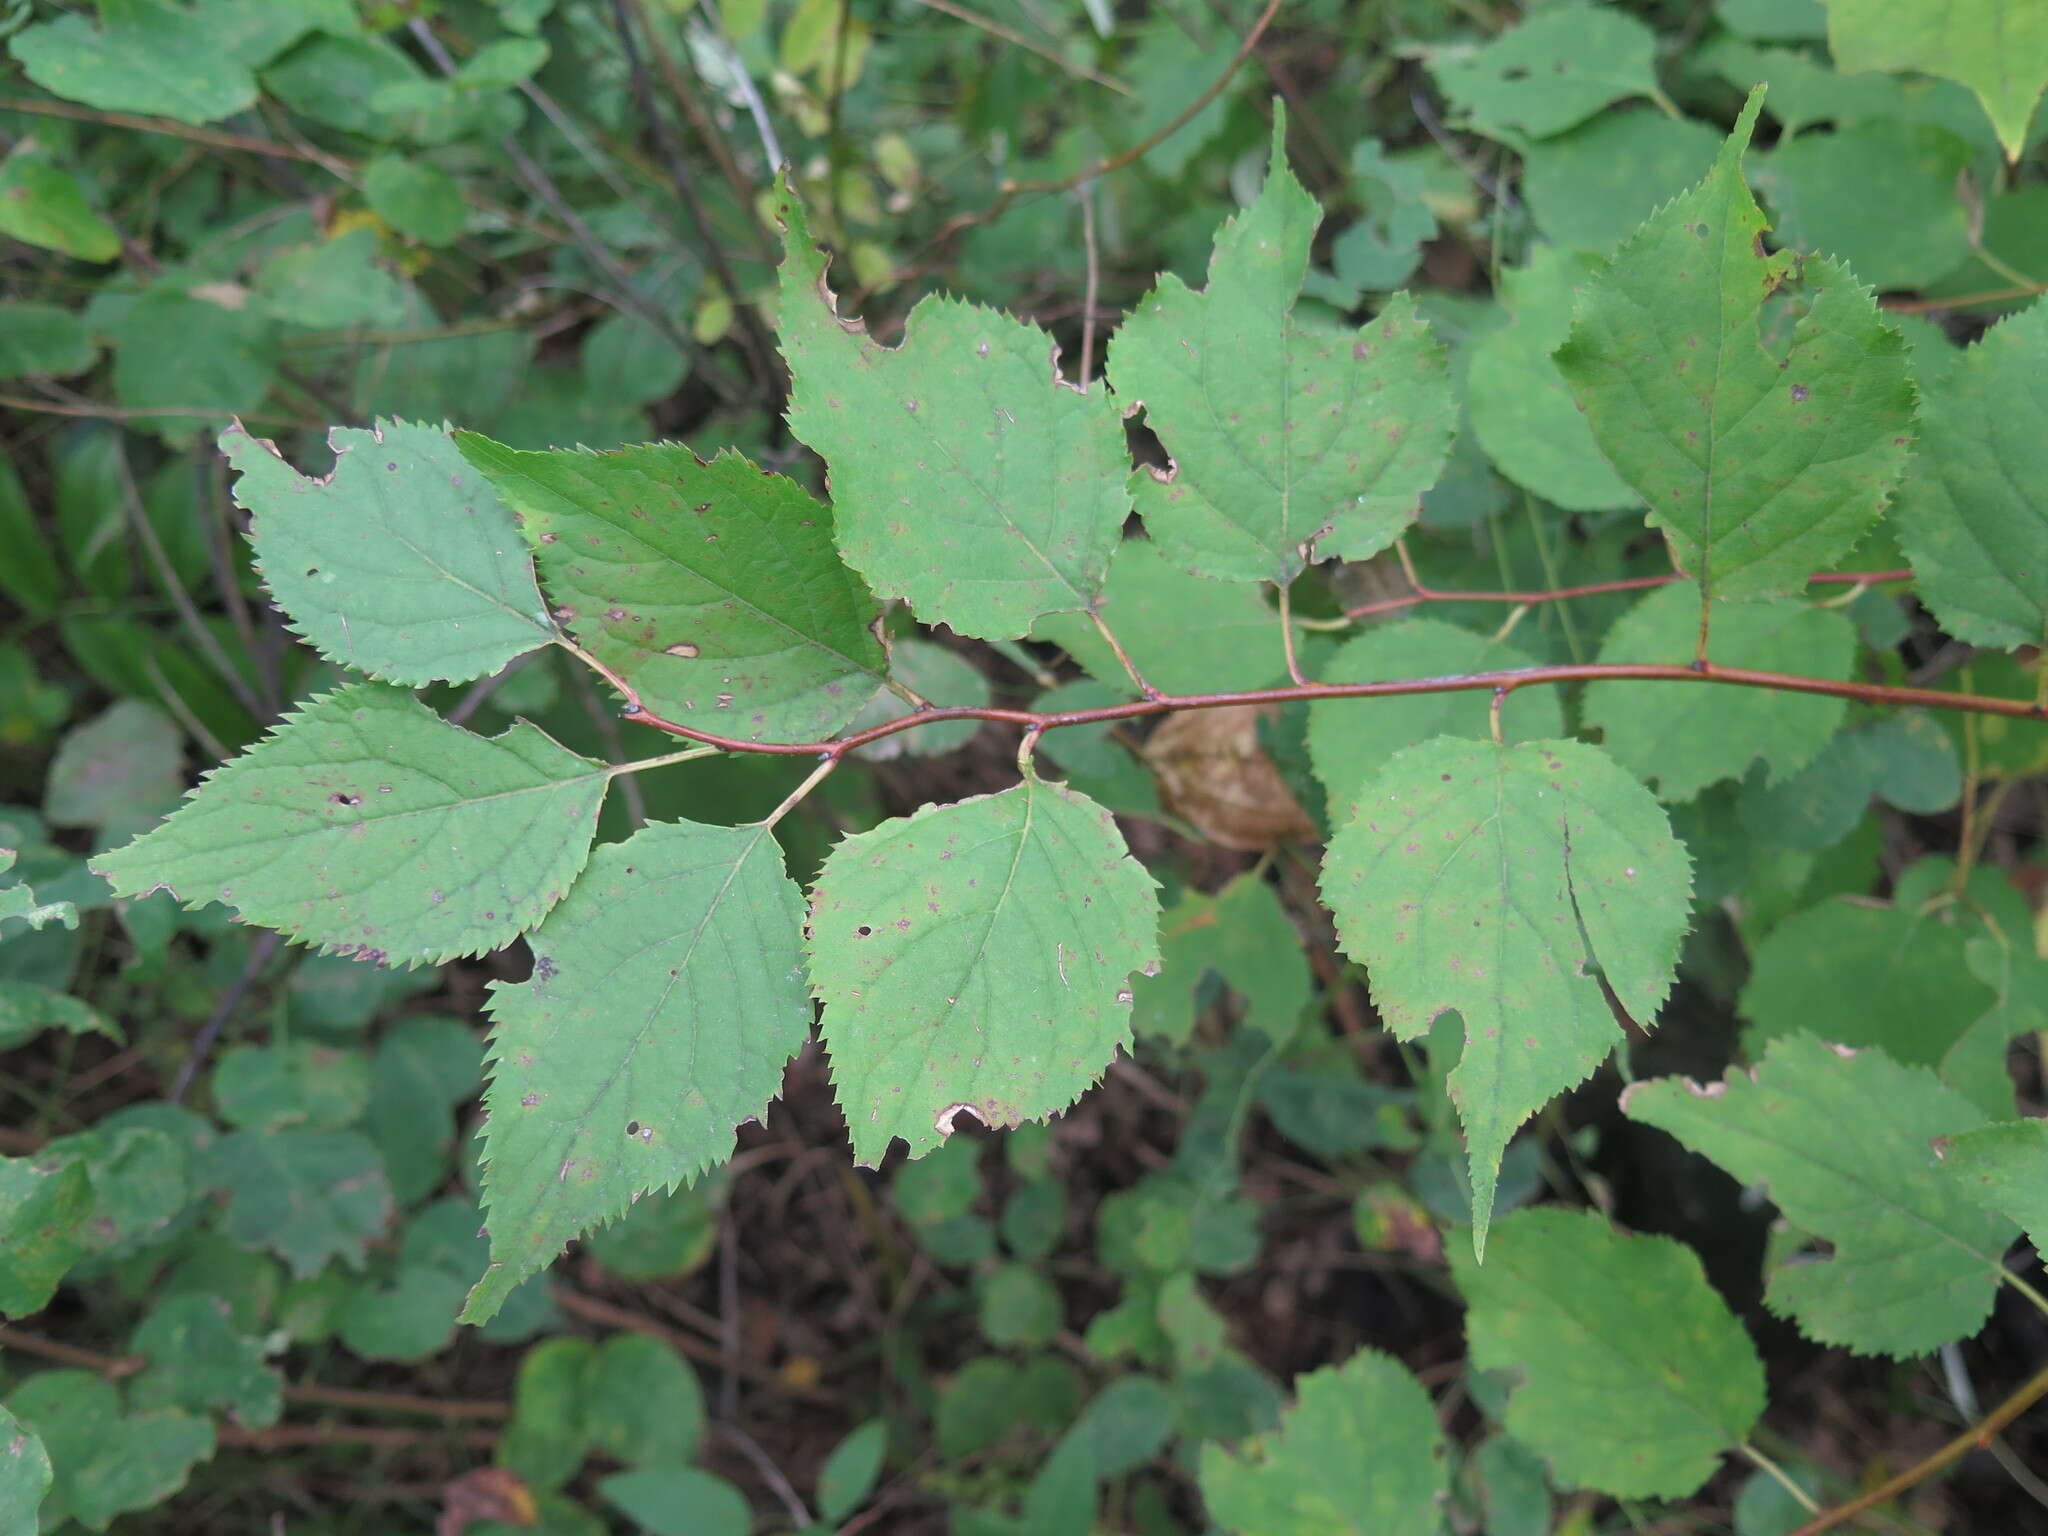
[338,1264,467,1361]
[581,314,687,409]
[1197,1348,1448,1536]
[0,1403,52,1536]
[1891,298,2048,650]
[809,774,1160,1164]
[979,1263,1063,1347]
[1624,1032,2017,1356]
[128,1295,283,1429]
[1757,121,1975,291]
[1739,898,1995,1072]
[1306,618,1564,807]
[1739,711,1960,850]
[455,434,890,742]
[0,982,119,1052]
[585,1333,706,1465]
[1582,582,1856,800]
[465,819,810,1322]
[92,684,608,966]
[214,1042,371,1131]
[1821,0,2048,160]
[1427,0,1659,138]
[1033,538,1286,698]
[501,1336,596,1489]
[1466,248,1638,511]
[1555,89,1915,598]
[1130,871,1312,1047]
[0,1154,92,1315]
[1937,1118,2048,1250]
[360,1016,481,1206]
[1107,115,1455,585]
[110,287,277,447]
[362,155,467,247]
[0,848,78,939]
[818,1419,888,1524]
[0,142,121,263]
[1450,1207,1766,1499]
[849,639,990,759]
[43,701,184,832]
[598,1467,753,1536]
[4,1372,215,1533]
[1520,107,1723,257]
[252,228,410,329]
[776,182,1129,639]
[0,303,97,379]
[211,1127,394,1277]
[228,421,552,688]
[1320,738,1691,1248]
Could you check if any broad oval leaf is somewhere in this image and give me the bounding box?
[1891,298,2048,651]
[229,419,552,687]
[1937,1118,2048,1253]
[1582,580,1856,800]
[1320,736,1692,1248]
[465,819,812,1322]
[1426,0,1659,138]
[1197,1348,1448,1536]
[455,434,894,742]
[91,684,608,966]
[1109,114,1455,585]
[1624,1032,2018,1357]
[1821,0,2048,161]
[1451,1207,1766,1500]
[808,774,1160,1164]
[1554,89,1915,599]
[776,184,1129,640]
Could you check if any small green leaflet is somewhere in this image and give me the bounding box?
[1197,1348,1447,1536]
[1107,112,1455,585]
[0,848,76,936]
[1891,298,2048,651]
[1130,871,1312,1048]
[1555,89,1915,600]
[1820,0,2048,161]
[212,1127,393,1278]
[1427,0,1660,139]
[465,819,812,1323]
[776,182,1129,640]
[1624,1033,2017,1357]
[0,1403,51,1536]
[228,420,551,687]
[4,1372,215,1534]
[1936,1118,2048,1251]
[1320,737,1691,1250]
[1451,1207,1765,1500]
[1582,581,1856,801]
[1306,618,1563,808]
[128,1295,283,1430]
[809,773,1160,1164]
[454,434,890,742]
[0,1154,92,1315]
[92,684,608,966]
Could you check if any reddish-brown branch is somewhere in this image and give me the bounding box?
[616,655,2042,761]
[1343,567,1915,621]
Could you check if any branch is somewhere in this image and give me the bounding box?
[1789,1361,2048,1535]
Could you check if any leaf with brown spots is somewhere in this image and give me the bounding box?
[1319,736,1692,1252]
[808,773,1161,1165]
[1107,109,1456,585]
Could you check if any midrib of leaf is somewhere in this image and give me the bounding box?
[929,788,1039,1046]
[379,522,545,636]
[228,765,608,847]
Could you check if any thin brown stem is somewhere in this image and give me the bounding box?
[1087,610,1160,699]
[905,0,1133,93]
[1789,1362,2048,1535]
[1345,567,1915,621]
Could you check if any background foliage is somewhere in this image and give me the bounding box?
[3,1,2048,1533]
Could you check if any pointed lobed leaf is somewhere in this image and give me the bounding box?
[455,434,892,742]
[1554,89,1915,599]
[1306,618,1564,808]
[1583,581,1855,800]
[1936,1118,2048,1252]
[776,184,1129,640]
[1891,298,2048,651]
[1451,1207,1766,1500]
[1108,114,1455,585]
[91,683,607,966]
[1821,0,2048,161]
[1624,1033,2017,1357]
[228,420,551,687]
[1197,1348,1448,1536]
[464,819,812,1323]
[809,774,1160,1164]
[1320,737,1692,1248]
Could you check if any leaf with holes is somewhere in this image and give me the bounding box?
[1319,737,1691,1249]
[91,684,607,966]
[1427,0,1660,139]
[1451,1207,1766,1499]
[1624,1033,2017,1357]
[455,434,892,743]
[808,773,1160,1165]
[1107,112,1455,585]
[1554,89,1915,599]
[1890,298,2048,651]
[1582,581,1856,800]
[775,181,1128,640]
[463,819,811,1323]
[229,420,551,687]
